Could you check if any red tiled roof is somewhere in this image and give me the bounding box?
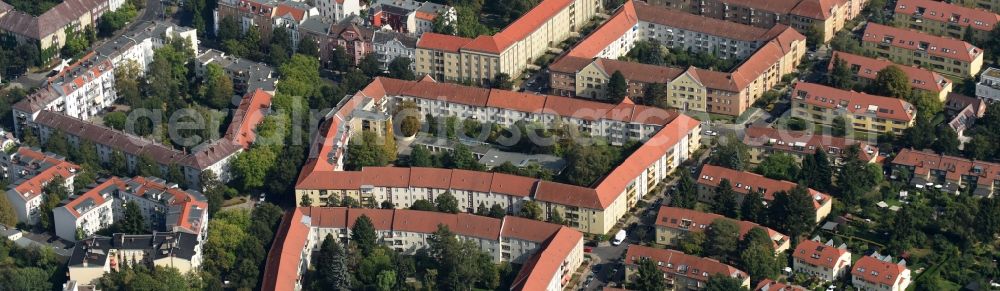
[593,58,685,84]
[274,3,307,22]
[416,32,473,53]
[362,167,410,187]
[450,169,492,193]
[489,173,538,197]
[565,1,638,59]
[891,148,1000,187]
[742,126,877,161]
[408,167,453,189]
[793,239,850,269]
[755,279,809,291]
[633,1,773,42]
[698,164,832,210]
[225,88,273,149]
[501,215,564,242]
[655,206,788,249]
[862,23,982,62]
[511,226,583,291]
[895,0,999,31]
[852,255,909,287]
[261,209,310,291]
[830,51,951,93]
[792,82,916,122]
[347,208,395,229]
[62,177,122,218]
[10,148,81,202]
[730,25,805,89]
[624,245,747,283]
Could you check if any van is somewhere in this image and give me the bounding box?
[612,229,626,245]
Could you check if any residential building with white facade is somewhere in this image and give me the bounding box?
[53,182,116,241]
[792,237,852,282]
[316,0,360,22]
[261,207,584,291]
[976,67,1000,102]
[2,147,80,224]
[852,253,912,291]
[373,30,417,71]
[370,0,454,35]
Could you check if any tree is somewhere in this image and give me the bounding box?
[137,154,161,177]
[767,184,816,237]
[314,234,350,290]
[475,203,489,216]
[114,59,142,106]
[359,53,383,78]
[400,115,420,137]
[232,146,277,189]
[44,130,69,157]
[831,116,848,137]
[432,10,456,35]
[202,63,235,109]
[488,204,506,218]
[560,145,614,187]
[607,70,628,102]
[376,270,396,291]
[548,210,565,225]
[119,201,148,234]
[104,111,128,130]
[298,35,319,57]
[827,54,854,89]
[703,219,739,262]
[739,228,780,283]
[346,131,394,170]
[804,24,824,50]
[387,57,415,80]
[633,257,665,291]
[801,148,833,192]
[410,199,435,211]
[352,214,378,255]
[677,231,705,255]
[518,201,542,220]
[442,144,484,171]
[704,273,747,291]
[709,134,749,170]
[492,73,513,90]
[435,192,460,213]
[836,145,879,205]
[754,153,800,181]
[329,46,353,72]
[713,179,741,219]
[21,126,40,148]
[872,66,911,99]
[109,151,128,176]
[1,267,54,291]
[931,126,960,155]
[0,193,18,226]
[740,191,766,223]
[217,16,241,41]
[673,169,699,209]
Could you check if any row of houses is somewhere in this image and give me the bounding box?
[548,0,808,117]
[261,207,585,291]
[295,76,702,235]
[0,0,126,52]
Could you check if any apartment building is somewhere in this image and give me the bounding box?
[861,23,984,78]
[261,207,584,291]
[373,30,417,71]
[53,176,209,242]
[648,0,867,42]
[12,22,197,125]
[742,126,878,165]
[756,279,809,291]
[299,16,375,66]
[654,206,790,253]
[295,77,701,235]
[315,0,360,22]
[852,253,912,291]
[2,148,80,224]
[0,0,124,52]
[792,237,852,282]
[893,0,1000,44]
[791,82,917,135]
[215,0,320,42]
[976,67,1000,102]
[624,245,750,290]
[952,0,1000,13]
[414,0,601,84]
[890,148,1000,197]
[697,165,833,223]
[67,232,203,285]
[830,51,953,101]
[549,0,806,116]
[370,0,454,35]
[194,49,279,95]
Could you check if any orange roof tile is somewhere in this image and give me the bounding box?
[895,0,999,31]
[416,32,473,53]
[755,279,809,291]
[830,51,951,93]
[511,226,583,290]
[862,23,982,62]
[852,255,909,287]
[698,164,832,210]
[742,126,878,161]
[624,245,747,283]
[890,148,1000,188]
[793,239,850,269]
[225,88,273,149]
[655,206,789,249]
[792,82,916,122]
[565,1,638,59]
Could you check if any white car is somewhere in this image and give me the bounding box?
[826,285,836,291]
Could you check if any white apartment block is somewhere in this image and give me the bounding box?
[976,67,1000,102]
[792,237,852,282]
[373,30,417,71]
[316,0,361,22]
[2,148,80,224]
[53,188,115,241]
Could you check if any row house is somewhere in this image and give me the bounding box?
[67,232,203,286]
[370,0,454,36]
[654,206,791,253]
[648,0,867,43]
[890,148,1000,197]
[296,77,702,235]
[791,82,917,135]
[792,237,852,282]
[830,51,953,102]
[0,0,124,53]
[2,147,80,224]
[862,23,984,78]
[550,0,806,117]
[742,126,878,165]
[53,176,209,242]
[624,245,751,290]
[852,253,912,291]
[261,207,584,291]
[697,164,834,224]
[893,0,999,44]
[414,0,600,84]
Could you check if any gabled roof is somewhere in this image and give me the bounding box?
[416,32,472,53]
[792,82,916,122]
[655,206,789,249]
[755,279,809,291]
[624,245,748,283]
[862,23,982,62]
[852,255,909,287]
[698,164,832,210]
[793,238,850,269]
[742,126,877,161]
[564,0,638,59]
[633,1,773,42]
[830,51,951,93]
[890,148,1000,187]
[9,147,81,202]
[895,0,999,31]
